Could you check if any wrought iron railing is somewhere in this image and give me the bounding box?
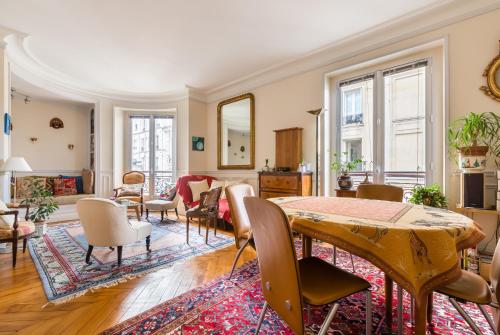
[141,171,175,196]
[342,113,363,125]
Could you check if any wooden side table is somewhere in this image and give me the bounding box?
[335,188,356,198]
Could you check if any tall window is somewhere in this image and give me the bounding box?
[130,115,175,196]
[337,60,429,198]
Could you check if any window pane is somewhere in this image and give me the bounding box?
[339,78,374,186]
[130,117,150,172]
[383,67,426,197]
[154,117,174,195]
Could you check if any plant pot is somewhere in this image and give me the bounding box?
[34,220,47,237]
[459,146,488,171]
[337,174,353,190]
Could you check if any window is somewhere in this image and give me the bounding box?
[130,115,175,196]
[336,60,429,197]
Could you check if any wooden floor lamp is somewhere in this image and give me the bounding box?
[306,108,323,196]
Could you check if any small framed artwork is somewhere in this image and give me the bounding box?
[192,136,205,151]
[4,113,11,135]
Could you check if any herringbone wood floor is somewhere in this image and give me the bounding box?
[0,215,256,335]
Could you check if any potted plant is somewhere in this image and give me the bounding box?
[448,112,500,171]
[331,152,362,190]
[408,184,447,208]
[21,179,58,235]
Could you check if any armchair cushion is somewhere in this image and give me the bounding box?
[0,200,14,229]
[0,221,35,238]
[119,183,143,197]
[188,179,209,202]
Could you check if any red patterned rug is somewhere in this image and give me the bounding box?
[101,243,494,334]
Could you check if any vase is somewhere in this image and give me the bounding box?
[459,146,488,172]
[337,173,353,190]
[34,220,47,237]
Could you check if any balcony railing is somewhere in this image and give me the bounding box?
[141,171,175,196]
[342,113,363,125]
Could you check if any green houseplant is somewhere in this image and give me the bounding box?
[331,152,363,190]
[408,184,447,208]
[21,179,59,223]
[448,112,500,170]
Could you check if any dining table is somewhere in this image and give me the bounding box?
[270,196,485,335]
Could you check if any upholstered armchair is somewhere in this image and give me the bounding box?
[113,171,145,215]
[77,198,152,266]
[0,202,33,267]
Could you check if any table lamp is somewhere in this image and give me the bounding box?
[0,157,32,203]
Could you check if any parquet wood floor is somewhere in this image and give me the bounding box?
[0,214,256,335]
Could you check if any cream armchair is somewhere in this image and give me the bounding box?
[77,198,152,266]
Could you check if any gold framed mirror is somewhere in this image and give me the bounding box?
[480,41,500,102]
[217,93,255,169]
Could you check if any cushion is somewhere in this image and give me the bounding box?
[209,180,227,198]
[16,177,47,199]
[188,179,209,202]
[82,169,94,194]
[61,175,84,194]
[53,178,78,196]
[120,183,143,197]
[145,199,176,211]
[0,221,35,238]
[0,199,14,229]
[163,186,177,201]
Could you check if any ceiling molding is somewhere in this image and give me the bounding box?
[205,0,500,103]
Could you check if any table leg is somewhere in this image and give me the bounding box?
[427,292,433,325]
[385,274,393,331]
[135,207,141,221]
[302,235,312,258]
[414,294,429,335]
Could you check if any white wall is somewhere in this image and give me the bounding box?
[11,98,92,174]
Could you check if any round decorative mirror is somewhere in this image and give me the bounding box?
[480,41,500,102]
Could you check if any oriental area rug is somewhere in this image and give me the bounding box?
[28,217,233,304]
[102,244,494,335]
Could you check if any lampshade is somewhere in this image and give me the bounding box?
[0,157,32,172]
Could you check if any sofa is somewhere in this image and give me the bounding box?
[175,175,232,224]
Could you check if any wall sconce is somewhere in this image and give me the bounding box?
[30,137,38,143]
[68,144,74,150]
[24,96,31,104]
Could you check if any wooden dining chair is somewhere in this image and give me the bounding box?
[225,183,255,279]
[244,197,372,335]
[186,187,222,244]
[432,236,500,334]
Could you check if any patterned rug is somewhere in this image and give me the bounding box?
[101,243,494,335]
[28,217,233,304]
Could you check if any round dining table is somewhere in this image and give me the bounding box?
[270,196,485,335]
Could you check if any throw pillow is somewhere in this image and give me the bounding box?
[209,180,226,198]
[120,183,143,197]
[16,177,47,199]
[0,199,14,230]
[163,186,177,201]
[61,175,84,194]
[53,178,78,196]
[82,169,94,194]
[188,179,209,202]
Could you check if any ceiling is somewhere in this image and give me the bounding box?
[0,0,451,98]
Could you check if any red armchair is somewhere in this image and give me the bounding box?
[175,175,232,225]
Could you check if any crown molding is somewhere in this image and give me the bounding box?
[205,0,500,102]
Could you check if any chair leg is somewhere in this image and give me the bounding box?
[12,238,18,268]
[229,239,250,279]
[85,245,94,264]
[255,301,268,334]
[117,246,123,266]
[319,302,340,335]
[332,245,336,265]
[146,235,151,252]
[350,253,356,273]
[146,209,149,219]
[161,211,164,221]
[449,298,483,335]
[198,218,201,234]
[175,207,179,219]
[366,290,372,335]
[397,286,403,335]
[23,238,27,253]
[478,304,498,334]
[205,218,209,244]
[109,246,115,251]
[186,217,190,244]
[140,205,143,216]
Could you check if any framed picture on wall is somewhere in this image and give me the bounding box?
[4,113,11,135]
[192,136,205,151]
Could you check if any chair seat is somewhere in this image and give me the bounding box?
[145,199,176,211]
[0,221,36,239]
[437,269,492,305]
[116,195,141,203]
[299,257,371,306]
[186,207,216,218]
[129,220,153,240]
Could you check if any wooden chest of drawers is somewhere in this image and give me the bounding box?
[258,172,312,199]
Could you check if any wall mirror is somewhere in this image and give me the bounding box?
[217,93,255,169]
[480,41,500,102]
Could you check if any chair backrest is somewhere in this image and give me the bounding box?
[123,171,145,185]
[201,187,222,211]
[175,175,216,205]
[356,184,404,202]
[77,198,135,247]
[489,237,500,306]
[226,184,255,248]
[244,197,304,334]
